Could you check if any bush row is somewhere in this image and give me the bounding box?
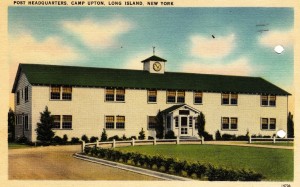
[84,147,264,181]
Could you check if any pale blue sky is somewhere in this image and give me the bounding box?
[9,7,294,91]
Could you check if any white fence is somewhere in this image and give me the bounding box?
[82,137,204,153]
[248,136,294,144]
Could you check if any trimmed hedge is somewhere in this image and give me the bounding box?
[83,147,264,181]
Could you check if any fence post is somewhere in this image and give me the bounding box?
[176,137,180,145]
[113,139,116,148]
[82,141,85,153]
[273,136,276,144]
[132,138,135,146]
[154,137,156,145]
[201,136,204,144]
[249,136,252,144]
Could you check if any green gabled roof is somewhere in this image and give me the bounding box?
[12,63,290,96]
[141,55,167,62]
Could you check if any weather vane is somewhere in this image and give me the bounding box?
[153,46,155,55]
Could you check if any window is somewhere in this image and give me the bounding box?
[194,92,203,104]
[195,117,199,129]
[148,90,157,103]
[105,116,114,129]
[222,93,238,105]
[222,117,229,129]
[53,115,61,129]
[179,110,190,115]
[17,91,20,105]
[261,118,276,130]
[189,116,193,127]
[105,89,115,101]
[167,91,176,103]
[167,90,186,103]
[230,118,238,130]
[175,117,179,127]
[62,115,72,129]
[116,116,125,129]
[148,116,157,129]
[24,115,29,131]
[181,128,188,134]
[222,117,238,130]
[177,91,185,103]
[269,96,276,106]
[16,115,23,125]
[270,118,276,130]
[25,86,29,102]
[261,118,268,130]
[62,86,72,100]
[51,86,61,100]
[231,94,238,105]
[261,95,276,106]
[105,88,125,102]
[116,89,125,101]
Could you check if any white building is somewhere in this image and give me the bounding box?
[12,55,290,142]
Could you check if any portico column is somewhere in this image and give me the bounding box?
[179,116,181,138]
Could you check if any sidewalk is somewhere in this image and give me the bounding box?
[73,153,194,181]
[205,141,293,150]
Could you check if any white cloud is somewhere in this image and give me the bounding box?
[61,17,133,50]
[190,34,236,59]
[259,29,293,48]
[182,57,253,76]
[124,51,155,70]
[9,32,83,90]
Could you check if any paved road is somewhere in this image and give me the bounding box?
[9,145,159,180]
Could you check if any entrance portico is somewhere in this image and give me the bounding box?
[161,104,201,138]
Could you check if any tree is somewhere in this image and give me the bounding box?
[100,128,108,141]
[8,108,15,142]
[197,112,206,138]
[155,110,164,139]
[138,128,146,140]
[287,112,294,138]
[36,106,55,143]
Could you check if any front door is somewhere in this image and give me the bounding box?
[180,116,188,136]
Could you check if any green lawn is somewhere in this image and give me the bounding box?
[8,143,31,149]
[251,142,294,146]
[116,144,293,181]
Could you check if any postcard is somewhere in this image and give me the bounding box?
[0,0,298,187]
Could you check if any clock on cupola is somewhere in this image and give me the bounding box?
[141,49,167,74]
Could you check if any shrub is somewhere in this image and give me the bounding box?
[71,137,80,144]
[108,135,121,141]
[16,136,28,144]
[90,136,99,143]
[52,136,63,144]
[63,134,68,144]
[81,135,89,143]
[221,134,236,140]
[130,136,137,140]
[194,162,207,178]
[202,131,213,141]
[162,157,175,173]
[100,129,107,141]
[215,130,222,140]
[236,135,249,141]
[84,146,92,154]
[165,130,176,139]
[148,136,154,140]
[173,160,187,175]
[122,134,127,140]
[138,128,146,140]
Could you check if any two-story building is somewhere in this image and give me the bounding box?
[12,55,290,142]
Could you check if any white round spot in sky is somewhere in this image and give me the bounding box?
[274,45,284,54]
[276,130,286,138]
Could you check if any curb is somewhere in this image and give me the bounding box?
[73,153,194,181]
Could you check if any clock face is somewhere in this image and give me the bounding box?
[153,62,162,72]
